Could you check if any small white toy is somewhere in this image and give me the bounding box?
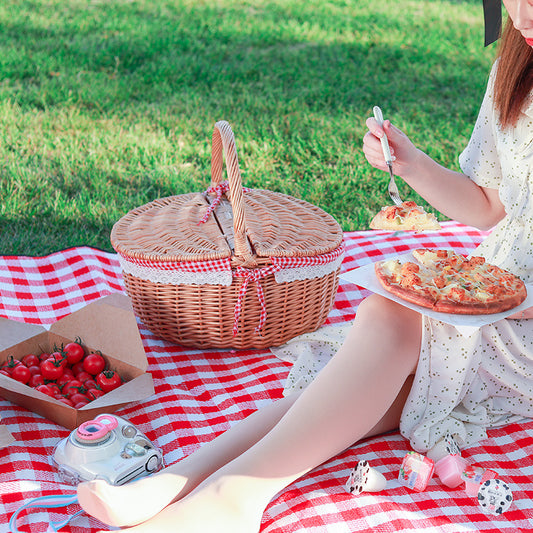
[426,433,461,463]
[345,460,387,494]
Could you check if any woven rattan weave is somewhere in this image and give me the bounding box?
[111,121,344,349]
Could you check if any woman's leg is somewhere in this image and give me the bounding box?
[85,295,422,532]
[77,393,300,527]
[78,374,414,529]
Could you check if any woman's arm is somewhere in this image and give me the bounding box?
[363,119,507,230]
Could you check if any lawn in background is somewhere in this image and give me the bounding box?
[0,0,496,255]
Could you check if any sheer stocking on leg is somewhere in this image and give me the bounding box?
[77,393,299,527]
[84,295,422,532]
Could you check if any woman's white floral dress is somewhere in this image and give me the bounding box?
[401,62,533,451]
[274,62,533,452]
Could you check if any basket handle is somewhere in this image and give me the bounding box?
[210,121,255,265]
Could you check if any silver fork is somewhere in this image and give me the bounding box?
[373,106,403,206]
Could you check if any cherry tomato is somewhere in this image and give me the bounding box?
[21,354,40,367]
[71,362,85,376]
[29,373,45,388]
[75,371,93,384]
[86,387,105,400]
[63,339,85,365]
[47,383,62,396]
[35,384,55,397]
[74,400,90,409]
[11,364,31,384]
[57,397,74,407]
[96,370,123,392]
[62,367,75,380]
[0,369,10,377]
[56,373,73,389]
[49,351,68,368]
[84,378,97,390]
[1,356,22,375]
[83,352,106,376]
[40,358,65,381]
[28,365,41,376]
[63,379,83,398]
[69,392,90,405]
[39,352,51,362]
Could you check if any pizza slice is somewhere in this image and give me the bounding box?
[370,201,441,232]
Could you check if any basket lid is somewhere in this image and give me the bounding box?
[111,193,233,262]
[241,189,343,258]
[110,188,343,263]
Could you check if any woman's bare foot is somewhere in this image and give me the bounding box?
[97,476,265,533]
[77,472,189,527]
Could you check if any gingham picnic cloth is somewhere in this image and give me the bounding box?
[2,220,533,533]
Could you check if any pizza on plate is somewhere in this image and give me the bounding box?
[374,248,527,315]
[370,201,441,232]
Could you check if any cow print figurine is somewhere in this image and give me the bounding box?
[477,478,513,515]
[345,460,371,494]
[345,459,387,495]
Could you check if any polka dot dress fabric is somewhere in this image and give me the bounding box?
[454,61,533,281]
[400,61,533,452]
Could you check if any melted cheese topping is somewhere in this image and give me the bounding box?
[378,249,525,307]
[370,202,441,232]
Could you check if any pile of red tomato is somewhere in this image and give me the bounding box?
[0,338,124,409]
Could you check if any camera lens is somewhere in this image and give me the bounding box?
[75,420,112,445]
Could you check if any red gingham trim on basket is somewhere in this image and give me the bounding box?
[118,254,232,273]
[270,242,345,269]
[119,244,344,272]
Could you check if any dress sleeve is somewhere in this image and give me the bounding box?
[458,62,502,189]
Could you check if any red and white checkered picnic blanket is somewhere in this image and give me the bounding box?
[2,221,533,532]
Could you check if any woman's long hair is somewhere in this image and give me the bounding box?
[494,18,533,128]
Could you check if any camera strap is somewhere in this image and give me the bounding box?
[9,493,83,533]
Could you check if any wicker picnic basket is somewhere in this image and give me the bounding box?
[111,121,344,349]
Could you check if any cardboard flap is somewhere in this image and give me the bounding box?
[80,372,155,409]
[0,318,45,353]
[50,294,147,371]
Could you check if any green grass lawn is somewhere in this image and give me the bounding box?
[0,0,496,256]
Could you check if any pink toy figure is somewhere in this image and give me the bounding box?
[461,464,498,497]
[398,452,435,492]
[434,454,469,488]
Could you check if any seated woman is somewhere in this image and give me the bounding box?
[77,2,533,531]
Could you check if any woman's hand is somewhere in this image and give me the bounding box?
[362,118,422,179]
[506,306,533,320]
[361,116,506,230]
